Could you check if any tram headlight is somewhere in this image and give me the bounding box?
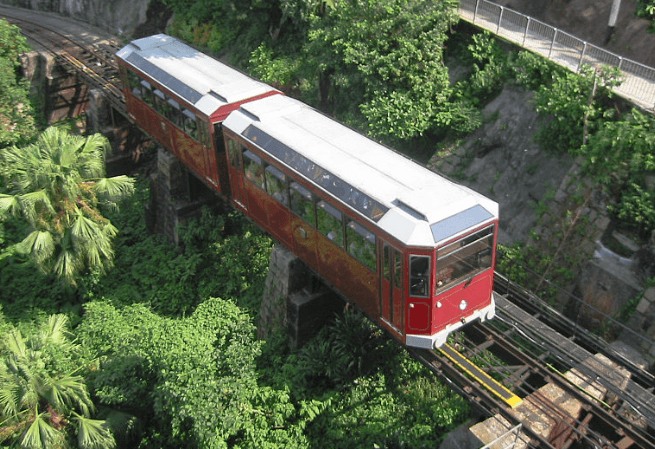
[459,300,468,311]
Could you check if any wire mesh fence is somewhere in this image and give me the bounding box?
[458,0,655,111]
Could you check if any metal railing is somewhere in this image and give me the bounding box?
[458,0,655,111]
[479,423,526,449]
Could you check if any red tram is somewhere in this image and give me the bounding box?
[115,34,280,194]
[116,35,499,349]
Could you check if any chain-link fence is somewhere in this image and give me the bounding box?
[458,0,655,111]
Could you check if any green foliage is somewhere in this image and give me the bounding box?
[0,127,135,286]
[304,365,468,449]
[307,0,458,139]
[460,31,511,103]
[0,314,115,449]
[248,43,301,88]
[580,108,655,237]
[164,0,286,65]
[610,182,655,236]
[512,50,562,90]
[532,64,622,153]
[78,298,307,449]
[0,19,37,147]
[635,0,655,32]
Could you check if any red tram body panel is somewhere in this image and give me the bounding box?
[116,35,500,349]
[115,34,280,194]
[222,95,499,348]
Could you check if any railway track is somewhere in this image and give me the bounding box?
[413,285,655,449]
[4,9,655,449]
[0,7,127,116]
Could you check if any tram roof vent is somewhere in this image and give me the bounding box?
[393,199,427,222]
[209,90,228,104]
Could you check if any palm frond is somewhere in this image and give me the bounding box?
[4,330,28,360]
[71,213,102,242]
[39,315,73,347]
[53,248,83,286]
[0,193,21,216]
[78,133,108,179]
[73,413,116,449]
[0,368,21,418]
[93,176,135,206]
[18,230,55,266]
[19,412,60,449]
[18,190,55,225]
[43,373,93,417]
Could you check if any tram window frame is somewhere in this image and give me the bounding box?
[346,220,376,272]
[182,109,198,140]
[394,250,403,290]
[243,150,265,189]
[290,182,316,227]
[166,98,182,127]
[317,199,344,248]
[409,255,431,298]
[197,119,211,148]
[265,164,288,205]
[435,226,494,294]
[383,245,391,281]
[140,80,154,106]
[227,138,242,170]
[153,89,168,116]
[127,70,141,98]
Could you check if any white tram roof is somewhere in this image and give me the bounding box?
[115,34,278,117]
[223,95,499,248]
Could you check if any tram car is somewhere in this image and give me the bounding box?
[222,95,498,349]
[116,35,499,349]
[115,34,280,194]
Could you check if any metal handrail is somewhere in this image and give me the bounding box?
[458,0,655,111]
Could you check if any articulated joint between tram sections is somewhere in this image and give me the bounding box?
[406,293,498,349]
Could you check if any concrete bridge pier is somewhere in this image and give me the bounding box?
[147,147,219,245]
[259,245,345,349]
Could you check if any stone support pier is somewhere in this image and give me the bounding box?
[258,245,345,348]
[147,148,217,245]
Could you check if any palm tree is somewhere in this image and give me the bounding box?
[0,315,116,449]
[0,126,135,286]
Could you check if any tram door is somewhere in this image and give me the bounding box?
[226,139,246,209]
[380,241,404,332]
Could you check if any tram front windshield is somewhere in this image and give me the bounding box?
[434,226,494,294]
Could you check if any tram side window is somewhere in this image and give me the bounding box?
[383,245,391,280]
[154,90,168,115]
[166,98,182,127]
[317,200,343,247]
[394,250,403,290]
[182,109,198,140]
[127,70,141,97]
[435,226,494,294]
[265,164,288,205]
[409,255,431,298]
[290,182,315,226]
[243,150,265,189]
[197,119,211,148]
[140,80,154,106]
[227,138,242,170]
[346,220,376,272]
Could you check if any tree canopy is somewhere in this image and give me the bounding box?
[0,127,135,286]
[0,315,115,449]
[0,18,37,147]
[306,0,459,139]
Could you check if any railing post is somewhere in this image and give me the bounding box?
[497,6,504,34]
[578,42,588,71]
[474,0,481,23]
[522,17,530,46]
[548,28,557,59]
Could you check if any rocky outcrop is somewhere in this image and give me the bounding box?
[1,0,151,37]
